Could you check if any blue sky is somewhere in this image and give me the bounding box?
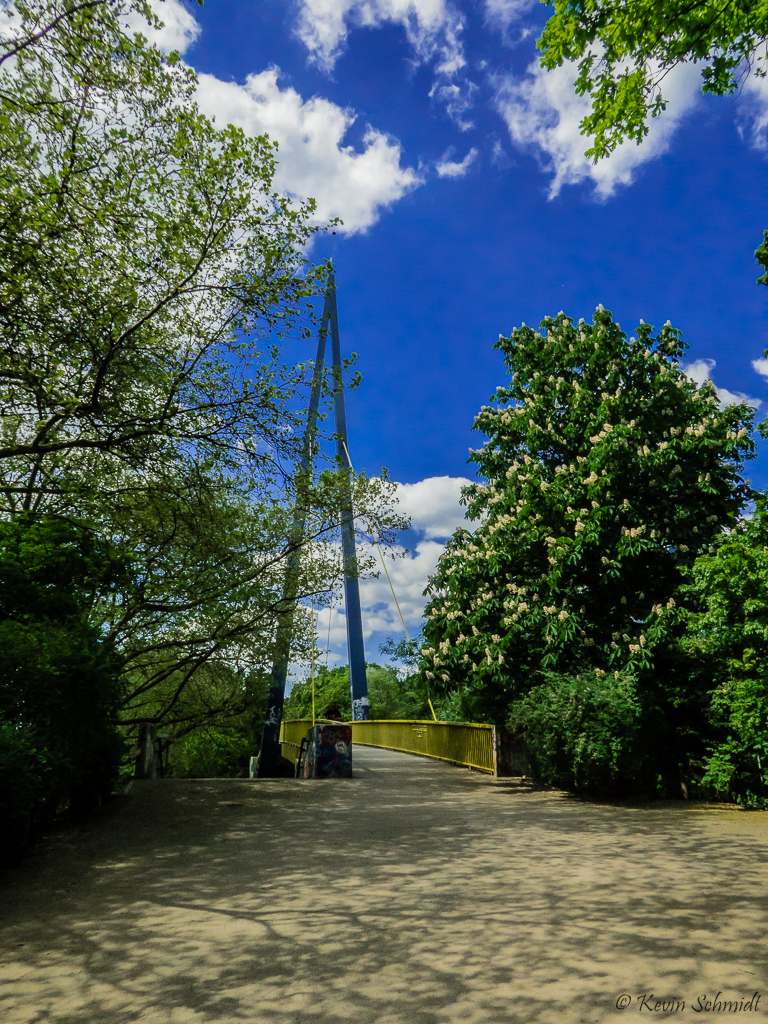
[143,0,768,672]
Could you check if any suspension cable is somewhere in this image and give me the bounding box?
[342,440,411,642]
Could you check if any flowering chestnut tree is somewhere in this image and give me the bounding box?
[420,307,756,723]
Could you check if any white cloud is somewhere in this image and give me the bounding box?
[483,0,538,35]
[310,603,350,666]
[395,475,473,538]
[294,536,444,672]
[126,0,201,54]
[194,68,422,234]
[0,5,22,41]
[292,0,465,76]
[294,476,474,671]
[495,58,702,198]
[436,146,479,178]
[290,0,476,126]
[359,538,446,633]
[357,476,474,642]
[684,358,761,409]
[736,60,768,149]
[752,356,768,379]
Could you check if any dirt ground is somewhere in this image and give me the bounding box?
[1,746,768,1024]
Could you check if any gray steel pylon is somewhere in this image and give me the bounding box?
[256,289,330,777]
[327,276,369,721]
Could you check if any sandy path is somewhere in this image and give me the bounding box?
[1,746,768,1024]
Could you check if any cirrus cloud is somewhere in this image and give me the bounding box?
[292,0,466,75]
[290,0,478,127]
[436,146,479,178]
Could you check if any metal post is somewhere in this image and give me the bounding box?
[327,276,370,721]
[256,290,330,777]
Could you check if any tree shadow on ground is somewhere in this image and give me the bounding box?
[2,750,768,1024]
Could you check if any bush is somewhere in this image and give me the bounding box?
[698,679,768,807]
[0,516,126,861]
[169,726,253,778]
[0,723,63,863]
[509,671,647,796]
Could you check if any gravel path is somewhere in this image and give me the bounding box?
[2,746,768,1024]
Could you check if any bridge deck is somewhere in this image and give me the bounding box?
[2,746,768,1023]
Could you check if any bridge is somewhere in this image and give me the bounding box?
[277,716,509,776]
[2,744,767,1024]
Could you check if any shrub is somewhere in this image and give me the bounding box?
[508,671,647,796]
[170,726,253,778]
[0,724,62,863]
[0,516,126,860]
[699,679,768,807]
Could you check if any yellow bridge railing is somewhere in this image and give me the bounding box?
[279,718,494,774]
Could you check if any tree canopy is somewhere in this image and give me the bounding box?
[677,498,768,805]
[418,307,755,728]
[0,0,406,728]
[1,0,325,519]
[0,0,408,848]
[538,0,768,160]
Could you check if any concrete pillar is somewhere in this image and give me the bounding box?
[492,726,529,777]
[135,723,158,779]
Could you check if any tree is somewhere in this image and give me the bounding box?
[538,0,768,161]
[0,0,407,782]
[0,514,126,859]
[111,467,404,736]
[0,0,326,523]
[284,664,355,721]
[419,307,755,767]
[677,497,768,805]
[284,661,430,721]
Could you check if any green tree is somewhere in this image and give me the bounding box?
[108,467,403,734]
[166,667,269,779]
[1,0,324,517]
[538,0,768,161]
[0,0,408,759]
[0,515,126,859]
[284,664,354,720]
[678,498,768,805]
[419,307,755,789]
[508,669,646,795]
[284,662,430,721]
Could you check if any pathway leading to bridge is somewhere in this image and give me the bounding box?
[2,746,768,1024]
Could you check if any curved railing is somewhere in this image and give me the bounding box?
[280,718,494,774]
